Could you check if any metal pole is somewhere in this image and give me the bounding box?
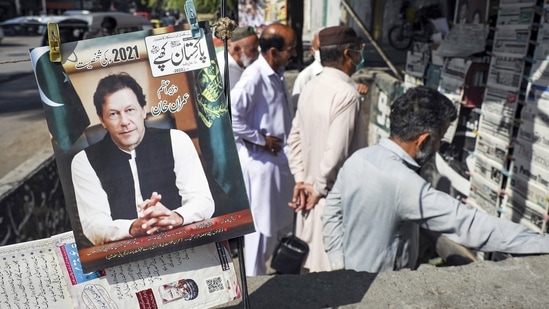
[237,236,250,308]
[221,0,232,116]
[219,5,249,308]
[15,0,21,16]
[340,0,403,82]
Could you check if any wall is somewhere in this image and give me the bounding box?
[346,0,373,41]
[0,150,71,246]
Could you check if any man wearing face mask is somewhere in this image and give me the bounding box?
[287,26,368,273]
[216,26,259,90]
[291,27,368,112]
[323,86,549,273]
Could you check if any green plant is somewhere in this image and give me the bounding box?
[141,0,237,15]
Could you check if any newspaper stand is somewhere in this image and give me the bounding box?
[400,0,549,257]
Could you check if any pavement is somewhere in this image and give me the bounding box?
[0,73,50,179]
[216,253,549,308]
[0,35,51,179]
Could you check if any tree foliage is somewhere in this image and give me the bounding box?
[140,0,237,14]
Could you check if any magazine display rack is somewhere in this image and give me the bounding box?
[498,0,549,233]
[403,0,549,237]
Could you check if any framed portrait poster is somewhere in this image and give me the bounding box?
[454,0,489,25]
[30,22,254,272]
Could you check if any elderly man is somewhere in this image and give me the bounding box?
[71,73,214,245]
[231,23,297,276]
[288,26,368,273]
[216,26,259,90]
[291,27,368,111]
[323,86,549,273]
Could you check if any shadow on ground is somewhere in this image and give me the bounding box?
[221,270,378,309]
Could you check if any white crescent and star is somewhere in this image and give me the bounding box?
[30,47,65,107]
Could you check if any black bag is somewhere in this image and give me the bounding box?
[270,215,309,274]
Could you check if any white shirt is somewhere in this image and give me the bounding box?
[230,54,295,236]
[216,50,244,90]
[71,129,214,245]
[231,54,293,151]
[291,60,324,96]
[291,60,324,111]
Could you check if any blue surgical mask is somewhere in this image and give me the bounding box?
[355,50,365,71]
[350,47,365,72]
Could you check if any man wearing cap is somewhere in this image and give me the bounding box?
[216,26,259,90]
[287,26,368,273]
[231,23,297,276]
[291,28,368,111]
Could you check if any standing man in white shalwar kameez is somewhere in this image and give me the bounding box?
[231,23,297,276]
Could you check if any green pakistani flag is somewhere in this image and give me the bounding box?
[193,25,250,217]
[30,47,90,152]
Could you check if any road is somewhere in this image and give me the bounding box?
[0,35,51,179]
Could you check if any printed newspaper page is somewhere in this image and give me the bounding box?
[437,24,489,58]
[51,232,240,308]
[0,238,73,308]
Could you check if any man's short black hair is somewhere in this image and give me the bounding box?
[93,72,147,116]
[259,32,285,53]
[389,86,457,141]
[319,42,355,66]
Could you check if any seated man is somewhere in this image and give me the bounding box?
[71,72,214,245]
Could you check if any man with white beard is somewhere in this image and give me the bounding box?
[216,26,260,90]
